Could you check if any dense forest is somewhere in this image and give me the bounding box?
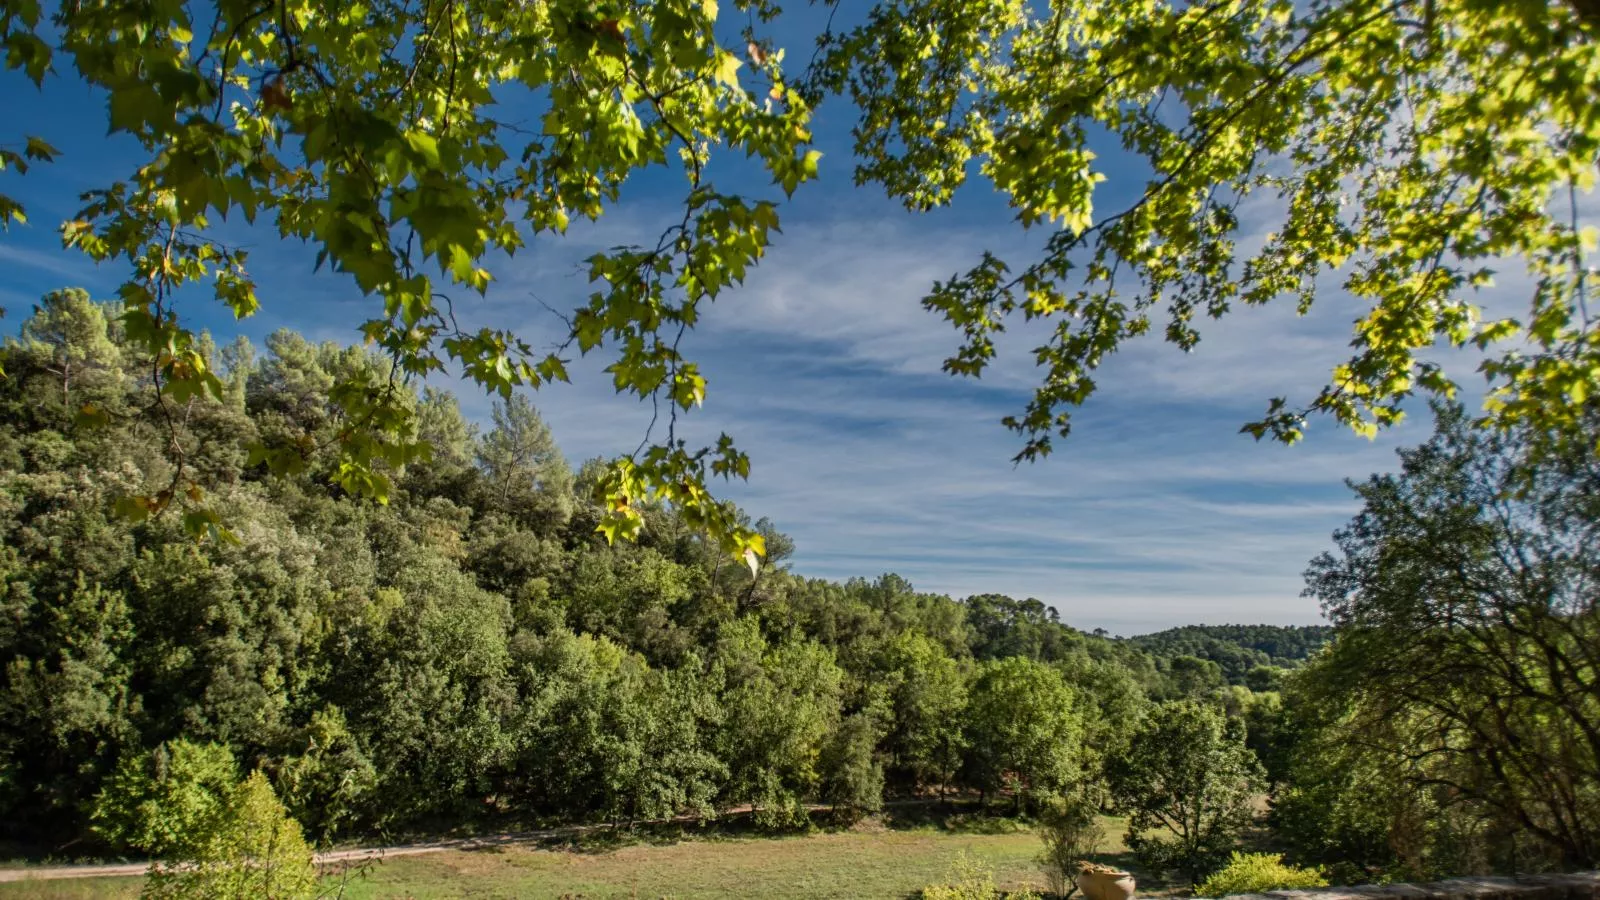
[1128,625,1333,687]
[2,290,1596,886]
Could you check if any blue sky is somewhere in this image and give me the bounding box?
[1,16,1504,635]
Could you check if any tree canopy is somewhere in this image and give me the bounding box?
[1294,404,1600,869]
[2,0,1597,554]
[2,291,1591,881]
[1108,700,1262,883]
[5,300,1260,847]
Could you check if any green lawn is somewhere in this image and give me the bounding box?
[0,815,1144,900]
[333,828,1048,899]
[0,875,143,899]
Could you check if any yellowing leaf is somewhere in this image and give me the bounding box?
[712,51,742,88]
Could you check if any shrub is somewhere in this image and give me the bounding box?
[1197,852,1328,898]
[923,851,1002,900]
[142,771,318,900]
[92,740,239,857]
[922,851,1042,900]
[92,741,317,899]
[1035,794,1104,898]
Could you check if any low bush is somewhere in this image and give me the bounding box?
[921,851,1042,900]
[1197,852,1328,898]
[92,741,318,899]
[1035,794,1104,897]
[142,770,319,900]
[92,740,239,857]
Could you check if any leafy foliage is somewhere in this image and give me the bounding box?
[1289,404,1600,872]
[0,294,1168,847]
[3,0,818,556]
[92,740,316,899]
[808,0,1600,463]
[1196,852,1327,898]
[5,0,1597,558]
[1107,701,1262,884]
[921,850,1043,900]
[142,771,318,900]
[92,740,240,857]
[1035,793,1106,898]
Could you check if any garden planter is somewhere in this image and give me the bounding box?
[1076,863,1136,900]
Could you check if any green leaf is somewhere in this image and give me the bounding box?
[405,132,441,168]
[107,85,165,135]
[23,136,58,162]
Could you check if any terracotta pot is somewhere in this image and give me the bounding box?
[1076,867,1136,900]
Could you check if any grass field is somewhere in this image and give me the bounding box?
[0,814,1149,899]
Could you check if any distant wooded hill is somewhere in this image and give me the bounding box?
[1128,624,1334,684]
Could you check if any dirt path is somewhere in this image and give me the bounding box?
[0,817,683,884]
[0,833,533,883]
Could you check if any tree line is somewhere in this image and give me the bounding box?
[2,288,1595,884]
[1130,625,1333,687]
[0,289,1248,841]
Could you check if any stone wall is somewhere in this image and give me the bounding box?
[1226,872,1600,900]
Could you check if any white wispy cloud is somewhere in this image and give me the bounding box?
[405,197,1437,634]
[0,240,107,282]
[0,104,1470,636]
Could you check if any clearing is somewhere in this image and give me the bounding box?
[0,814,1147,899]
